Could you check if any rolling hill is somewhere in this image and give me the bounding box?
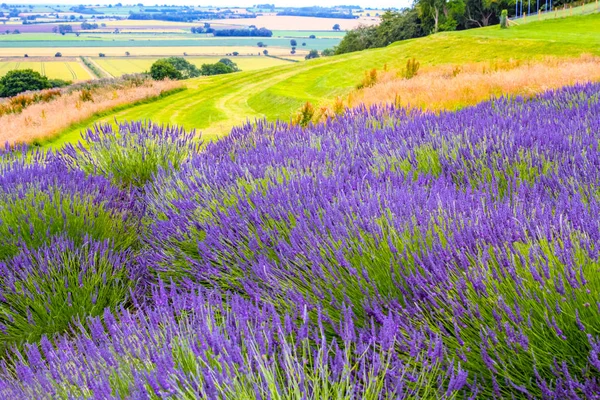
[47,12,600,147]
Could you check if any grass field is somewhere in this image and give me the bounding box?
[44,12,600,147]
[93,56,299,77]
[0,60,93,81]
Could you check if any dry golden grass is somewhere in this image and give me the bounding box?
[0,80,182,145]
[329,56,600,114]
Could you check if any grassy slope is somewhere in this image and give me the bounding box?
[47,13,600,147]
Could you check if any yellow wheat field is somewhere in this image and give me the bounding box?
[0,80,182,145]
[341,56,600,113]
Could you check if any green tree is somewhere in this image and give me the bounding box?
[149,60,182,80]
[500,9,508,28]
[200,62,234,76]
[376,9,424,46]
[218,58,239,71]
[290,39,297,46]
[163,57,200,78]
[305,49,320,60]
[0,69,51,97]
[321,48,335,56]
[333,23,341,30]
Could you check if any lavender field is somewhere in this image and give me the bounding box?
[0,82,599,398]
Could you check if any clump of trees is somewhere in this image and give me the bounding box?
[53,25,73,35]
[150,57,201,80]
[305,49,320,60]
[0,70,69,98]
[80,22,99,30]
[150,57,238,80]
[213,27,272,37]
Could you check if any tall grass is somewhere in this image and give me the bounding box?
[0,79,182,145]
[333,56,600,115]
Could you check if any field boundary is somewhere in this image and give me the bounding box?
[81,56,110,78]
[36,87,186,147]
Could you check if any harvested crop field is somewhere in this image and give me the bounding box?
[0,59,94,81]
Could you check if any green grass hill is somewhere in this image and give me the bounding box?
[47,12,600,148]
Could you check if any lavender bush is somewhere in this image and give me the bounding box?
[0,237,140,351]
[0,284,467,399]
[59,121,200,189]
[0,154,138,261]
[0,83,599,397]
[143,83,600,397]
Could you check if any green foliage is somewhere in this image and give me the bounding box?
[293,101,315,127]
[500,9,508,28]
[0,188,136,262]
[305,49,320,60]
[357,68,378,89]
[48,78,71,88]
[149,57,201,80]
[0,69,51,98]
[321,48,335,56]
[335,10,424,55]
[163,56,201,78]
[218,58,239,71]
[200,62,235,76]
[402,58,421,79]
[0,239,134,351]
[149,59,182,81]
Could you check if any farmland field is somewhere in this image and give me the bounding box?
[93,56,299,77]
[0,46,306,57]
[0,59,93,80]
[0,38,341,51]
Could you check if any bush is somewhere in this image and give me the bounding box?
[500,10,508,29]
[58,121,200,189]
[149,57,199,80]
[149,59,182,80]
[0,156,137,261]
[200,62,235,76]
[305,49,320,60]
[402,58,420,79]
[0,237,138,351]
[48,78,71,88]
[321,48,334,56]
[218,58,239,71]
[0,69,51,98]
[54,52,62,57]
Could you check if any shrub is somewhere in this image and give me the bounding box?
[357,68,378,89]
[305,49,320,60]
[54,52,62,57]
[0,286,462,398]
[0,69,51,98]
[58,120,200,189]
[0,155,138,261]
[219,58,239,71]
[142,83,600,397]
[0,237,139,351]
[79,88,94,102]
[500,9,508,29]
[402,58,420,79]
[149,59,182,80]
[292,101,315,127]
[200,62,235,76]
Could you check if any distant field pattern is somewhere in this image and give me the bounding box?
[0,61,93,81]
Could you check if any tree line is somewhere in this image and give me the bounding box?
[334,1,523,55]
